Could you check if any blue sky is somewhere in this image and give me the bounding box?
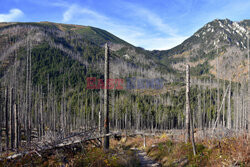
[0,0,249,50]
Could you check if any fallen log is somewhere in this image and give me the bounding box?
[1,130,122,161]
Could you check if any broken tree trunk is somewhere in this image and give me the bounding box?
[104,43,110,150]
[185,65,196,155]
[185,65,190,143]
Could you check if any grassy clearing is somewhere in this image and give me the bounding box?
[145,135,250,167]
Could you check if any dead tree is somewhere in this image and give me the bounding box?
[216,50,220,126]
[212,84,230,132]
[248,31,250,133]
[112,88,115,129]
[99,89,102,134]
[10,88,15,150]
[26,37,32,145]
[227,78,232,129]
[0,86,3,152]
[197,80,202,129]
[39,87,44,139]
[15,95,19,149]
[104,43,110,150]
[91,91,94,126]
[185,65,196,155]
[236,82,239,131]
[222,79,226,127]
[185,65,190,143]
[209,75,212,128]
[202,80,206,130]
[5,86,9,150]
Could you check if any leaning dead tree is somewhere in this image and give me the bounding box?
[104,43,110,150]
[185,64,196,155]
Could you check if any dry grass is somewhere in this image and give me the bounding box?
[0,140,140,167]
[145,134,250,167]
[1,133,249,166]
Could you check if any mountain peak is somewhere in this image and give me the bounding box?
[154,19,249,81]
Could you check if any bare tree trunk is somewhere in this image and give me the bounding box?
[39,89,44,139]
[236,82,239,131]
[203,80,206,130]
[190,108,196,156]
[115,99,118,130]
[0,87,2,152]
[216,49,220,126]
[223,79,226,127]
[112,89,115,130]
[28,40,32,145]
[198,81,202,129]
[17,94,21,148]
[104,43,110,150]
[5,86,9,150]
[53,89,56,136]
[185,65,190,143]
[99,90,102,134]
[227,78,232,129]
[10,88,15,150]
[91,91,94,126]
[26,37,32,145]
[209,76,212,128]
[239,87,243,130]
[247,31,250,133]
[124,107,126,130]
[15,96,19,149]
[185,65,196,155]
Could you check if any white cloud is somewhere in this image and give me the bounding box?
[63,4,107,23]
[61,4,187,50]
[0,9,24,22]
[122,3,177,36]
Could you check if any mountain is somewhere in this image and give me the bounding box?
[0,19,249,139]
[153,19,249,81]
[0,18,249,92]
[0,21,175,94]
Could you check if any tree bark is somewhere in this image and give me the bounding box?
[185,65,190,143]
[198,80,202,129]
[222,79,226,127]
[247,31,250,133]
[0,86,2,152]
[216,48,220,126]
[227,78,231,129]
[104,43,110,150]
[99,90,102,134]
[5,86,9,150]
[185,65,196,155]
[10,88,15,150]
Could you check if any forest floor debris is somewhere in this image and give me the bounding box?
[0,132,249,167]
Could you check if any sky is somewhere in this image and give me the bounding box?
[0,0,249,50]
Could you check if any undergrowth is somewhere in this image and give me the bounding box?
[146,135,249,167]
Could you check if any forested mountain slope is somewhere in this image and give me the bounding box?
[0,19,249,88]
[0,22,171,86]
